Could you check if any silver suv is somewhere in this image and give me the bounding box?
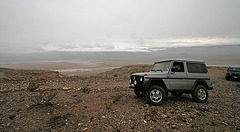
[129,59,213,106]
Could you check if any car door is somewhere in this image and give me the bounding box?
[169,61,188,90]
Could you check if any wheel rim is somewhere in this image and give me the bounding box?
[149,89,162,103]
[197,88,206,100]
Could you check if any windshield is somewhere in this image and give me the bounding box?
[228,67,240,72]
[151,61,171,72]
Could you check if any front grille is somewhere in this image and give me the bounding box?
[232,73,240,76]
[130,75,144,86]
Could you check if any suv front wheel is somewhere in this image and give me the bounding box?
[192,85,208,103]
[134,88,145,97]
[145,85,166,106]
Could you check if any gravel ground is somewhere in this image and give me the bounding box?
[0,65,239,131]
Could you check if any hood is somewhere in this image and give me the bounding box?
[131,71,168,77]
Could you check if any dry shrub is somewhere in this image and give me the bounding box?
[105,103,112,110]
[105,92,124,109]
[31,91,58,105]
[81,87,91,94]
[39,76,46,80]
[111,93,124,103]
[27,82,41,92]
[1,76,10,81]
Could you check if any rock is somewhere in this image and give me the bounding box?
[172,125,176,129]
[221,122,228,126]
[63,87,70,90]
[7,123,11,126]
[161,114,168,118]
[197,108,210,112]
[152,119,157,122]
[190,116,195,119]
[78,123,84,126]
[17,108,22,112]
[212,121,218,126]
[182,113,186,116]
[131,124,136,129]
[75,99,82,104]
[144,104,150,108]
[114,128,120,132]
[19,99,24,102]
[71,121,76,125]
[8,115,15,120]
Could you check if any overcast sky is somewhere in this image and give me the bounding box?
[0,0,240,53]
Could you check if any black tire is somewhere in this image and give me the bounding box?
[226,76,230,80]
[134,88,145,97]
[145,85,166,106]
[192,85,208,103]
[171,91,183,97]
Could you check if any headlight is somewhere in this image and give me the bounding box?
[134,80,137,85]
[140,77,143,81]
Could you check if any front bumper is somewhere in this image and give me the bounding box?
[208,86,214,90]
[129,82,146,91]
[129,84,134,88]
[226,75,240,80]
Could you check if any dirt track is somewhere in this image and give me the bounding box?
[0,65,239,131]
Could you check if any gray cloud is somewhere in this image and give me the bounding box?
[0,0,240,53]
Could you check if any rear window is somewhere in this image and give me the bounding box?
[187,63,208,73]
[228,67,240,72]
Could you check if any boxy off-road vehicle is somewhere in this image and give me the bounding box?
[225,66,240,81]
[129,59,213,106]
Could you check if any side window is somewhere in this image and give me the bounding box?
[187,63,208,73]
[171,62,184,72]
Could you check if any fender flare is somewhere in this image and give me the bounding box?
[144,78,168,91]
[191,79,208,91]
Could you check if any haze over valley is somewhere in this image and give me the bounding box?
[1,0,240,74]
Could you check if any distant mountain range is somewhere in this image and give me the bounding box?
[0,44,240,65]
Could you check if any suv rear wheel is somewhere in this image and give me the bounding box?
[145,85,166,106]
[192,85,208,103]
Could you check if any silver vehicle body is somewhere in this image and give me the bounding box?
[130,59,213,92]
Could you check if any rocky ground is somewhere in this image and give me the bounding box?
[0,65,239,131]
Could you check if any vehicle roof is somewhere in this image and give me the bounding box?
[155,59,205,63]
